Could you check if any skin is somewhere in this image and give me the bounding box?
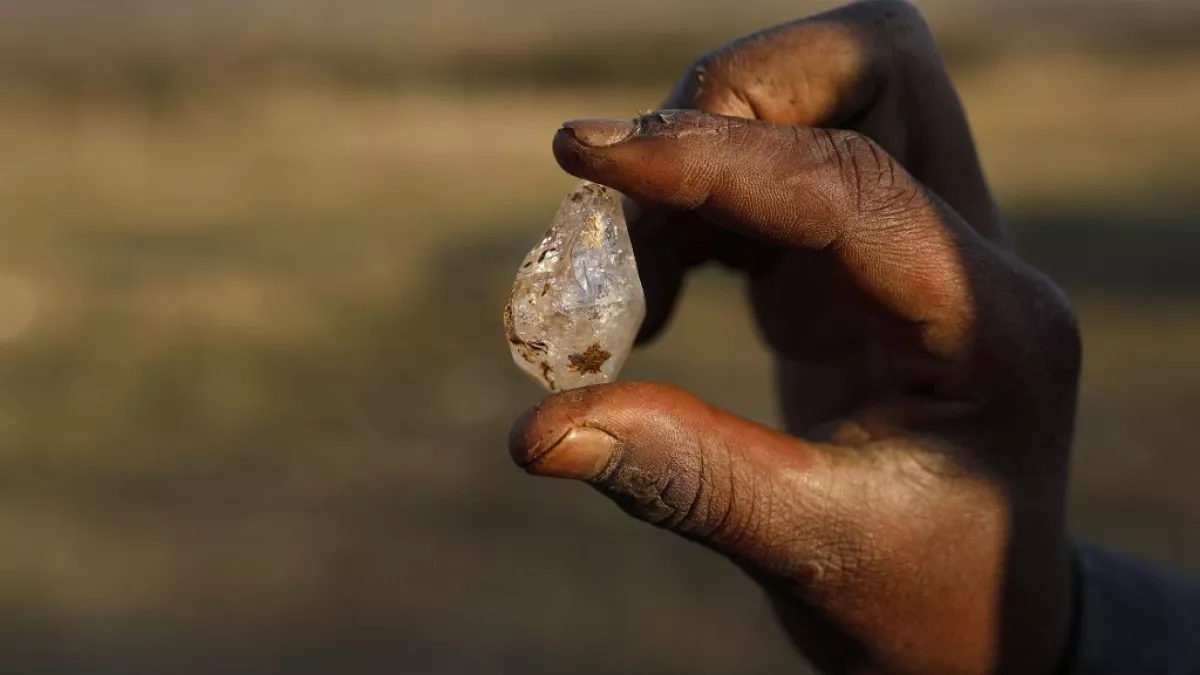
[508,2,1082,674]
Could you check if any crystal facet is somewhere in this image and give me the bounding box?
[504,180,646,392]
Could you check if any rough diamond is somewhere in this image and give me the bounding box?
[504,180,646,392]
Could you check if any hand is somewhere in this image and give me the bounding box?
[509,2,1082,674]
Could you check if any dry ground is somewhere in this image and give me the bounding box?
[0,17,1197,675]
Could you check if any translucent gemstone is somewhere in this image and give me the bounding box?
[504,180,646,392]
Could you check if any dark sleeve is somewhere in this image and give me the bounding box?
[1067,539,1200,674]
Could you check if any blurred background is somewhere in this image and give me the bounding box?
[0,0,1197,673]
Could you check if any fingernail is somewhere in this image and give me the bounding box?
[527,427,617,480]
[561,118,636,148]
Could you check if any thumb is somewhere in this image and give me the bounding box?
[509,381,835,577]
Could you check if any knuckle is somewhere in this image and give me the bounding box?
[849,0,940,71]
[981,264,1083,408]
[861,0,931,39]
[599,435,756,547]
[671,49,758,117]
[806,127,844,173]
[875,0,926,21]
[826,130,927,221]
[1027,274,1083,378]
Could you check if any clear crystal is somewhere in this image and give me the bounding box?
[504,180,646,392]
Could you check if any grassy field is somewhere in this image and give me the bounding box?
[1,4,1199,672]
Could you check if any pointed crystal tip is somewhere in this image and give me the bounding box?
[504,180,646,392]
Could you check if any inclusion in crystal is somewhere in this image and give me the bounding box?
[504,180,645,392]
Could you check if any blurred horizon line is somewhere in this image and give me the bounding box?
[0,0,1197,98]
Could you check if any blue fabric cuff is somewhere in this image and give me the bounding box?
[1067,540,1200,674]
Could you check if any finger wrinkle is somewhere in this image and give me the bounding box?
[732,85,765,120]
[707,440,739,541]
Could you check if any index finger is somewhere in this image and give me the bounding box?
[555,109,989,361]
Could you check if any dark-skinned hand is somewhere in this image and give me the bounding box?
[509,2,1083,674]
